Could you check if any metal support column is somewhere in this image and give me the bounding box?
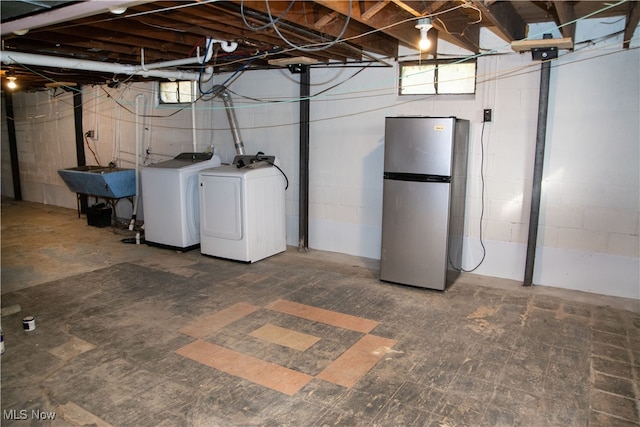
[73,89,88,214]
[524,54,553,286]
[298,65,310,251]
[4,90,22,201]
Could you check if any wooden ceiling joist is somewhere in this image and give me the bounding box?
[1,0,634,90]
[314,11,340,30]
[472,0,526,42]
[624,0,640,49]
[553,1,576,41]
[361,1,390,21]
[390,0,425,17]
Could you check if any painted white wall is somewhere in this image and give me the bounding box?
[2,17,638,299]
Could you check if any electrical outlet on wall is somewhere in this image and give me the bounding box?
[483,109,492,122]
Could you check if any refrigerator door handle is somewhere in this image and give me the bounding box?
[383,172,451,183]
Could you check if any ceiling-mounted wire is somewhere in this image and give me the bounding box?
[241,0,295,31]
[255,0,353,52]
[461,2,483,25]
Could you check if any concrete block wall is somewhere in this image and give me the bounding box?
[1,97,12,197]
[5,90,77,208]
[532,19,640,297]
[1,18,638,299]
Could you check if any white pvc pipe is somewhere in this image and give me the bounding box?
[143,38,214,70]
[130,93,145,230]
[0,1,153,36]
[192,81,197,152]
[0,51,214,82]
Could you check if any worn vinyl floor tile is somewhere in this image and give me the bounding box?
[176,339,314,395]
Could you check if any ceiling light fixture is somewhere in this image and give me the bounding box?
[415,18,433,51]
[6,76,17,90]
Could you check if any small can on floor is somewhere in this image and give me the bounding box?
[22,316,36,331]
[1,328,4,354]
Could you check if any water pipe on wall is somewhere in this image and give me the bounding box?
[192,81,198,152]
[141,38,215,71]
[0,51,214,82]
[129,93,146,230]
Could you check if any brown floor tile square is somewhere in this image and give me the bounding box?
[265,299,378,333]
[178,302,260,339]
[316,334,397,388]
[49,336,96,361]
[176,339,314,395]
[249,323,321,351]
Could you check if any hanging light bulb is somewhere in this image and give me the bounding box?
[6,73,17,90]
[415,18,433,51]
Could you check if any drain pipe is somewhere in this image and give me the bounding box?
[219,89,245,155]
[0,51,214,82]
[192,81,198,152]
[129,93,145,230]
[142,37,215,70]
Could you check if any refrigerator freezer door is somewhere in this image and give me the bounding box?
[380,179,451,290]
[384,117,456,176]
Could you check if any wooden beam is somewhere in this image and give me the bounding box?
[511,37,573,52]
[430,13,481,53]
[390,0,422,17]
[361,0,390,21]
[531,1,561,25]
[314,0,409,52]
[472,0,526,42]
[624,0,640,49]
[233,0,398,59]
[553,1,576,41]
[314,11,339,30]
[318,0,478,53]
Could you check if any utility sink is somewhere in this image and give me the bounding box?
[58,166,136,198]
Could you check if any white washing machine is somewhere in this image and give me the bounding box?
[141,152,221,250]
[199,155,286,262]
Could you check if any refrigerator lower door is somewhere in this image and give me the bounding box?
[380,179,451,290]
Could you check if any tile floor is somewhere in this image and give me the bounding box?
[1,199,639,426]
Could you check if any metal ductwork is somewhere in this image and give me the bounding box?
[219,89,245,155]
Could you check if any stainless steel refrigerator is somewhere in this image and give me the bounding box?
[380,116,470,290]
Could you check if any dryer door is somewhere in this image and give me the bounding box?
[200,174,243,240]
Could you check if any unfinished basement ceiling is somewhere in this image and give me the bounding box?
[1,0,638,91]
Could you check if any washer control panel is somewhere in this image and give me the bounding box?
[174,152,214,162]
[233,154,275,169]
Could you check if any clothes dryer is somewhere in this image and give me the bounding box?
[199,155,286,262]
[141,152,221,250]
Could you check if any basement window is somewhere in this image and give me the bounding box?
[158,80,196,104]
[399,59,476,95]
